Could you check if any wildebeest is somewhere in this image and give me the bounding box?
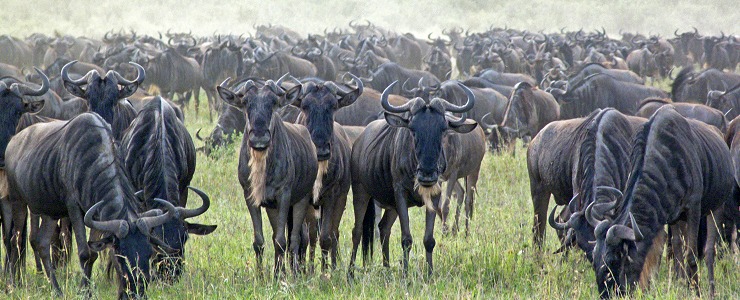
[347,81,477,277]
[217,76,319,277]
[635,98,727,131]
[247,49,318,79]
[528,109,645,248]
[671,66,740,103]
[290,75,363,270]
[707,82,740,120]
[545,109,646,258]
[589,106,733,298]
[0,35,32,67]
[61,60,142,140]
[363,62,439,96]
[568,63,644,85]
[139,48,203,114]
[5,113,177,298]
[475,69,537,87]
[486,82,560,150]
[549,73,667,119]
[0,75,87,120]
[200,40,242,121]
[119,97,216,280]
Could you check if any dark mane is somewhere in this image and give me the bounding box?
[572,109,603,210]
[639,97,672,109]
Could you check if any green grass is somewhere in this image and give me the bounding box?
[4,93,740,299]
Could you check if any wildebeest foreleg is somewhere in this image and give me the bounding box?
[395,190,413,276]
[705,210,721,298]
[424,205,438,277]
[318,192,335,271]
[246,203,265,276]
[329,193,348,269]
[289,197,310,274]
[29,213,43,272]
[464,174,479,236]
[34,215,62,295]
[379,209,398,267]
[69,206,96,294]
[304,206,318,273]
[531,185,551,248]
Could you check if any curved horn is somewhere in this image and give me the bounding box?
[61,60,93,86]
[606,224,636,245]
[177,186,211,219]
[112,62,146,86]
[13,67,50,96]
[630,212,643,241]
[381,81,412,113]
[674,29,680,37]
[136,198,177,234]
[596,186,623,200]
[195,128,204,141]
[480,112,496,129]
[276,73,290,87]
[84,200,130,239]
[442,83,476,113]
[549,205,569,230]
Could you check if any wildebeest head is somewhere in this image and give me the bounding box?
[84,198,178,298]
[62,60,144,123]
[586,191,644,299]
[0,68,48,168]
[382,81,477,188]
[706,82,740,116]
[217,74,301,151]
[501,82,535,138]
[292,74,363,160]
[149,186,215,280]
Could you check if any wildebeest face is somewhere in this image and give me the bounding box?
[89,228,154,299]
[502,87,532,137]
[591,218,642,299]
[294,81,361,160]
[218,81,301,151]
[385,104,476,186]
[0,69,48,168]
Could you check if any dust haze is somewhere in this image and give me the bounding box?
[3,0,738,38]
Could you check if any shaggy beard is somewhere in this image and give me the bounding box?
[414,179,441,212]
[312,160,328,205]
[248,148,269,207]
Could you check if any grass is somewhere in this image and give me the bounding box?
[4,87,740,299]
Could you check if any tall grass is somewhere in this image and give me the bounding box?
[5,94,740,299]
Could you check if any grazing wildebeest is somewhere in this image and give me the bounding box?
[485,82,560,150]
[589,106,733,298]
[119,97,216,281]
[528,109,646,248]
[217,76,319,277]
[290,75,363,270]
[707,82,740,120]
[5,112,176,298]
[549,73,667,119]
[61,60,142,140]
[635,98,727,131]
[545,109,646,258]
[347,81,477,278]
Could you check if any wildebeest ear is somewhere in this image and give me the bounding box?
[282,85,302,107]
[338,90,361,108]
[217,86,245,108]
[64,81,86,98]
[184,222,217,235]
[88,235,115,252]
[118,83,139,99]
[384,112,409,128]
[23,100,45,113]
[448,119,478,134]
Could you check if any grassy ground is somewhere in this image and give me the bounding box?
[4,88,740,299]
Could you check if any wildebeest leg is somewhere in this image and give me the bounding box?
[192,88,201,116]
[289,197,310,275]
[0,197,11,271]
[29,213,43,272]
[669,223,687,280]
[464,174,479,236]
[305,206,318,273]
[68,207,96,293]
[265,208,283,278]
[378,209,397,267]
[7,201,28,284]
[247,203,265,276]
[395,190,413,276]
[35,215,62,295]
[451,180,465,234]
[705,210,721,298]
[684,211,701,296]
[423,205,438,277]
[531,185,551,248]
[52,218,72,269]
[318,192,335,271]
[440,175,458,234]
[329,193,348,269]
[347,184,371,280]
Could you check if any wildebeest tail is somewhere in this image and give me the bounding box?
[361,201,375,260]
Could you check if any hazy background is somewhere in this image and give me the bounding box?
[3,0,738,37]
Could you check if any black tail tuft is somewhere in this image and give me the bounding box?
[361,201,376,262]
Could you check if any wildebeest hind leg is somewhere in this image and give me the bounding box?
[36,215,62,296]
[379,209,397,267]
[705,210,721,298]
[347,184,371,280]
[29,213,43,272]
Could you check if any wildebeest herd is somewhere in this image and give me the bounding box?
[0,23,739,298]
